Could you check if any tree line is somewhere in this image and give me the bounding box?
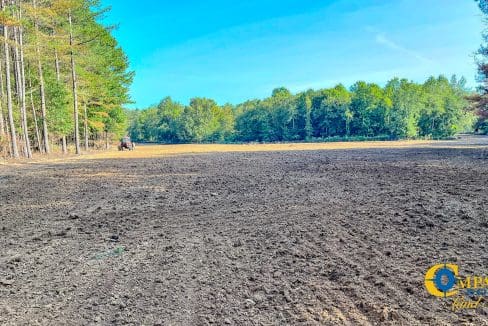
[0,0,132,159]
[471,0,488,131]
[129,75,475,144]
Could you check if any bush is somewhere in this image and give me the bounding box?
[475,120,488,134]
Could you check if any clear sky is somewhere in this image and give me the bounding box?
[100,0,483,108]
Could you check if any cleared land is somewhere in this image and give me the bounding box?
[0,136,487,325]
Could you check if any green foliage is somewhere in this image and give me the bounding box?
[129,97,236,143]
[235,104,270,142]
[385,78,423,138]
[7,0,134,153]
[73,4,133,139]
[311,84,351,138]
[155,97,185,142]
[418,76,472,138]
[294,93,313,140]
[266,87,296,141]
[45,72,72,136]
[104,106,127,138]
[130,107,159,142]
[350,82,392,137]
[129,75,475,143]
[210,104,235,142]
[184,98,221,142]
[471,0,488,132]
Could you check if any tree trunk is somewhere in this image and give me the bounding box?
[1,39,10,157]
[12,42,20,98]
[53,29,61,82]
[30,95,42,152]
[55,49,60,81]
[14,10,32,158]
[83,102,88,151]
[33,0,50,154]
[54,30,64,154]
[62,135,67,154]
[2,2,19,158]
[105,131,109,150]
[0,49,5,136]
[28,74,42,152]
[0,103,4,138]
[69,11,80,155]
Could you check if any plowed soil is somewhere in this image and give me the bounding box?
[1,136,487,325]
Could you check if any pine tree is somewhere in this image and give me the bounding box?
[472,0,488,133]
[2,0,19,158]
[0,0,132,158]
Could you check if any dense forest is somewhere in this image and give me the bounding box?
[0,0,132,159]
[128,75,476,144]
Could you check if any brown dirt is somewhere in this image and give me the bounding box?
[0,136,487,325]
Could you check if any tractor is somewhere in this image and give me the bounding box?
[118,136,135,151]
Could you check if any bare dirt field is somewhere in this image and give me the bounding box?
[1,136,487,325]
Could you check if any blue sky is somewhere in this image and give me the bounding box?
[100,0,484,108]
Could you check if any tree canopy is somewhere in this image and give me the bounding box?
[0,0,133,158]
[129,75,474,144]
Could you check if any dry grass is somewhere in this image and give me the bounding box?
[0,138,484,166]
